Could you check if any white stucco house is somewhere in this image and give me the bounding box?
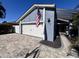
[14,4,57,42]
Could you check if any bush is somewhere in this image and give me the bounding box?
[0,24,14,34]
[70,37,79,51]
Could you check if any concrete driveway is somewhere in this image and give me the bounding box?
[0,33,71,58]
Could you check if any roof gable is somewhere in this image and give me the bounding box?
[16,4,55,23]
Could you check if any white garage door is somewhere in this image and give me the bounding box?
[22,24,44,38]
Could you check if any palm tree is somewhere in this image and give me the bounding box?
[0,2,6,18]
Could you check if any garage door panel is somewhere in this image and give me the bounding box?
[22,24,43,38]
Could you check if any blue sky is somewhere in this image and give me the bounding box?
[0,0,79,22]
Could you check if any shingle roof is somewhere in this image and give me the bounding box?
[56,8,79,20]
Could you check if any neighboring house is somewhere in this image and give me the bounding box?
[14,4,57,42]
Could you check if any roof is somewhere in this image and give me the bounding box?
[56,8,73,20]
[56,8,79,20]
[16,4,79,23]
[0,22,19,26]
[16,4,55,23]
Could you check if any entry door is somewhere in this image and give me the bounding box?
[45,10,54,42]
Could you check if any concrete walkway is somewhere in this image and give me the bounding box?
[38,32,71,58]
[60,32,71,53]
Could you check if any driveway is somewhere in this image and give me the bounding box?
[0,33,71,58]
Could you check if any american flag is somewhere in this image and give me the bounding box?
[36,9,41,27]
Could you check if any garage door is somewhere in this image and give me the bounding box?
[22,24,44,38]
[14,25,19,33]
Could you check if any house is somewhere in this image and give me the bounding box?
[15,4,57,42]
[14,4,79,42]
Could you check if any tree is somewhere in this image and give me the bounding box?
[2,21,7,23]
[72,12,79,28]
[70,12,79,53]
[72,12,79,36]
[0,2,6,18]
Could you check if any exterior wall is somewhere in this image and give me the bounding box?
[22,24,43,38]
[45,10,55,41]
[21,8,44,38]
[22,9,43,22]
[13,25,19,33]
[20,8,56,41]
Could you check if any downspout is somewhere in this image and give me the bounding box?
[19,21,22,34]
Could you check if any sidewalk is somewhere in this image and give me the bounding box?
[38,32,72,58]
[59,32,71,53]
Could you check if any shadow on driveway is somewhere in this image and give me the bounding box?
[40,36,61,48]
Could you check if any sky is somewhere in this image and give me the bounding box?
[0,0,79,22]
